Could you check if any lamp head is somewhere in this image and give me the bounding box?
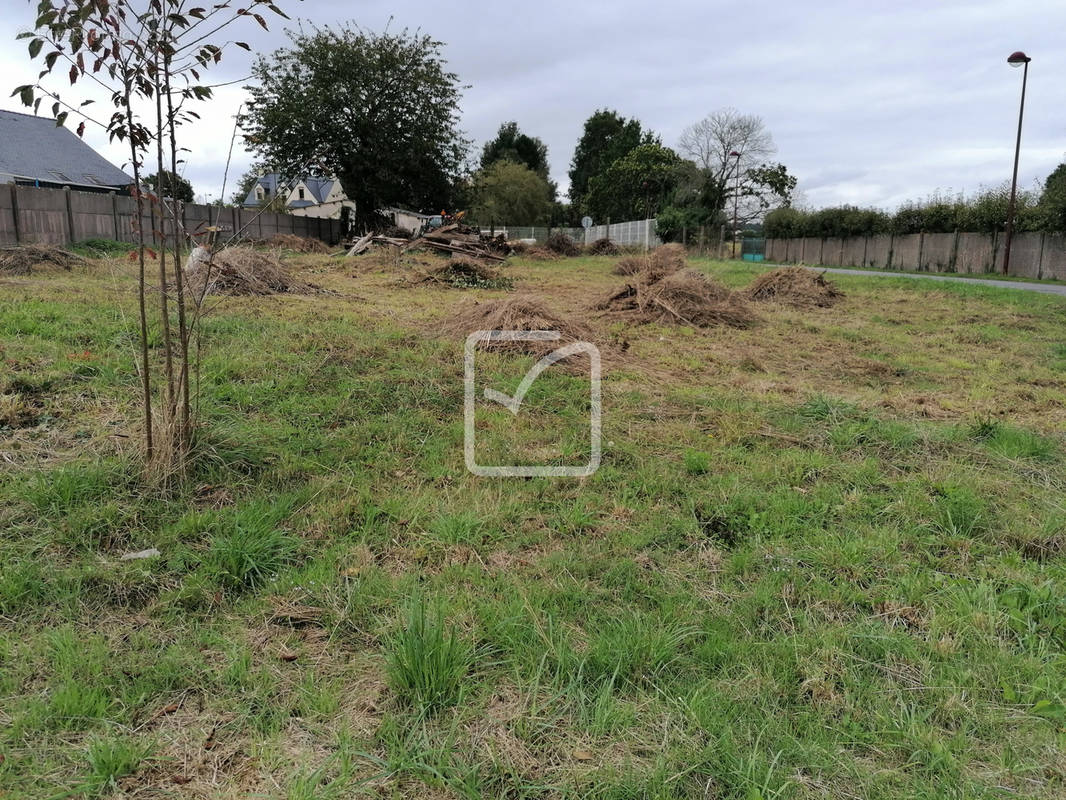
[1008,51,1031,67]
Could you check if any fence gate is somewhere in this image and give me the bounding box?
[741,237,766,262]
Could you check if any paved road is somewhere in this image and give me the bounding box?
[775,264,1066,297]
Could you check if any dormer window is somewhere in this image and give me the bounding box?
[298,188,305,200]
[256,187,264,200]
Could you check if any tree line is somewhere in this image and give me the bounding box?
[237,25,797,233]
[765,166,1066,239]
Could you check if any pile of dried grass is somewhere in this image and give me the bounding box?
[597,269,756,329]
[613,256,646,276]
[586,237,619,256]
[523,247,561,261]
[507,240,529,255]
[545,232,580,257]
[185,246,318,296]
[611,244,686,281]
[416,257,513,289]
[267,234,330,254]
[0,244,86,275]
[442,295,593,356]
[648,243,687,272]
[745,267,842,308]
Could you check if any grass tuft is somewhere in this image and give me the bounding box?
[386,598,471,713]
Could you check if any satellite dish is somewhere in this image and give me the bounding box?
[581,216,593,229]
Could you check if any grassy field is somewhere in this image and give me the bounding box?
[2,249,1066,799]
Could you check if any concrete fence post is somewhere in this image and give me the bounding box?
[64,186,75,244]
[111,192,120,241]
[862,235,869,267]
[950,228,960,272]
[917,231,925,271]
[818,237,825,265]
[10,184,21,244]
[991,229,999,274]
[887,233,894,270]
[1037,231,1047,279]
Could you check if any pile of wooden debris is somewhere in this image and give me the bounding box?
[346,224,511,262]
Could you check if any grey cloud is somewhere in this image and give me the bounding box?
[2,0,1063,209]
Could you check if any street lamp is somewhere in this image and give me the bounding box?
[730,150,741,258]
[1002,50,1031,276]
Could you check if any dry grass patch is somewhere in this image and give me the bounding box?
[441,295,594,356]
[267,233,331,254]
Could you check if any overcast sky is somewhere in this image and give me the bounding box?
[4,0,1064,211]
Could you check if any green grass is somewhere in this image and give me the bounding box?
[762,257,1066,286]
[1,252,1066,797]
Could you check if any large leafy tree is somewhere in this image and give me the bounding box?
[244,25,469,230]
[678,108,795,225]
[481,122,551,182]
[568,110,653,214]
[145,170,194,203]
[471,161,552,225]
[1039,163,1066,232]
[585,143,682,221]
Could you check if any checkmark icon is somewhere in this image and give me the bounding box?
[483,341,595,415]
[464,330,602,477]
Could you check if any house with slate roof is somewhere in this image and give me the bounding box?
[243,172,435,233]
[242,172,355,219]
[0,109,133,193]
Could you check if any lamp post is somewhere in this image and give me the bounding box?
[1002,50,1031,276]
[730,150,741,258]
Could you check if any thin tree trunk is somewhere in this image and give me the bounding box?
[153,55,176,426]
[163,27,191,449]
[124,85,153,459]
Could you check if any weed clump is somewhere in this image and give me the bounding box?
[746,266,842,308]
[73,238,137,257]
[0,392,39,428]
[386,600,470,713]
[417,257,513,290]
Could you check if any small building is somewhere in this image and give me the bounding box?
[384,207,432,235]
[0,109,133,193]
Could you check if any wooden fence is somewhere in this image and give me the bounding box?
[0,183,343,248]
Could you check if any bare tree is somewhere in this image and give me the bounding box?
[679,108,776,179]
[678,108,793,226]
